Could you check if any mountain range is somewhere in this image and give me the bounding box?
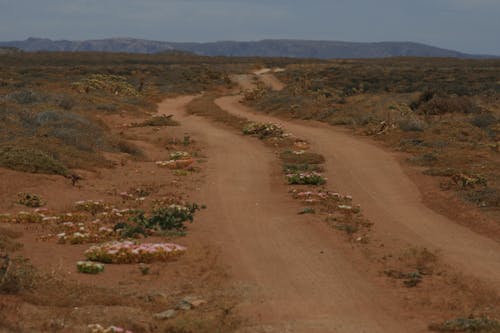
[0,37,495,59]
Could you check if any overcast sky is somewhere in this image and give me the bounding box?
[0,0,499,54]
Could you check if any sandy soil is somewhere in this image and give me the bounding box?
[219,73,500,291]
[2,70,499,333]
[158,97,426,332]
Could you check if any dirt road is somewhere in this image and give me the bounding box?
[214,74,500,292]
[158,97,425,332]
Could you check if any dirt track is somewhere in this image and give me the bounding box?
[158,98,425,332]
[156,72,500,332]
[216,74,500,291]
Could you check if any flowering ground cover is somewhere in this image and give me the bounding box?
[156,151,195,170]
[243,121,284,139]
[1,196,202,248]
[77,261,104,274]
[85,241,186,264]
[286,172,326,185]
[88,324,133,333]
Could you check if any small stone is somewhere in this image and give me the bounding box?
[153,309,177,320]
[190,300,207,308]
[182,295,200,303]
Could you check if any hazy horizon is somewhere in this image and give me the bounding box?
[1,0,499,55]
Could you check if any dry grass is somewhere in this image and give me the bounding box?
[245,59,500,221]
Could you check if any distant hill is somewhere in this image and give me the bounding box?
[0,37,495,59]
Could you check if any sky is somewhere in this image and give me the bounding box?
[0,0,499,55]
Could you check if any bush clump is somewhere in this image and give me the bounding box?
[131,115,179,127]
[76,261,104,274]
[243,122,284,139]
[0,256,35,294]
[147,204,201,232]
[17,192,44,208]
[470,113,497,129]
[72,74,139,96]
[429,317,500,332]
[0,146,68,176]
[286,172,326,185]
[419,96,480,115]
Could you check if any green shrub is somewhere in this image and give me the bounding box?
[0,146,68,175]
[286,172,326,185]
[147,204,202,232]
[298,207,316,215]
[76,261,104,274]
[284,163,323,173]
[429,317,500,332]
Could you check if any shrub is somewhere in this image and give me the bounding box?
[114,140,144,157]
[147,204,201,232]
[76,261,104,274]
[420,96,480,115]
[96,103,118,112]
[398,117,426,132]
[57,95,76,110]
[17,192,44,208]
[0,256,35,294]
[286,172,326,185]
[84,241,186,264]
[72,74,139,96]
[402,247,437,275]
[0,146,68,175]
[470,113,497,129]
[408,152,439,166]
[5,90,47,104]
[284,163,323,173]
[0,227,22,252]
[423,168,457,177]
[243,122,284,139]
[429,317,500,332]
[280,150,325,165]
[34,110,106,152]
[131,115,179,127]
[464,188,500,208]
[410,90,435,110]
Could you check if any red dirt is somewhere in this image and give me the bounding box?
[214,93,500,291]
[2,71,499,332]
[159,97,427,332]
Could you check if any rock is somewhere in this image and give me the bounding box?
[182,295,200,303]
[153,309,177,320]
[190,299,207,308]
[177,296,207,309]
